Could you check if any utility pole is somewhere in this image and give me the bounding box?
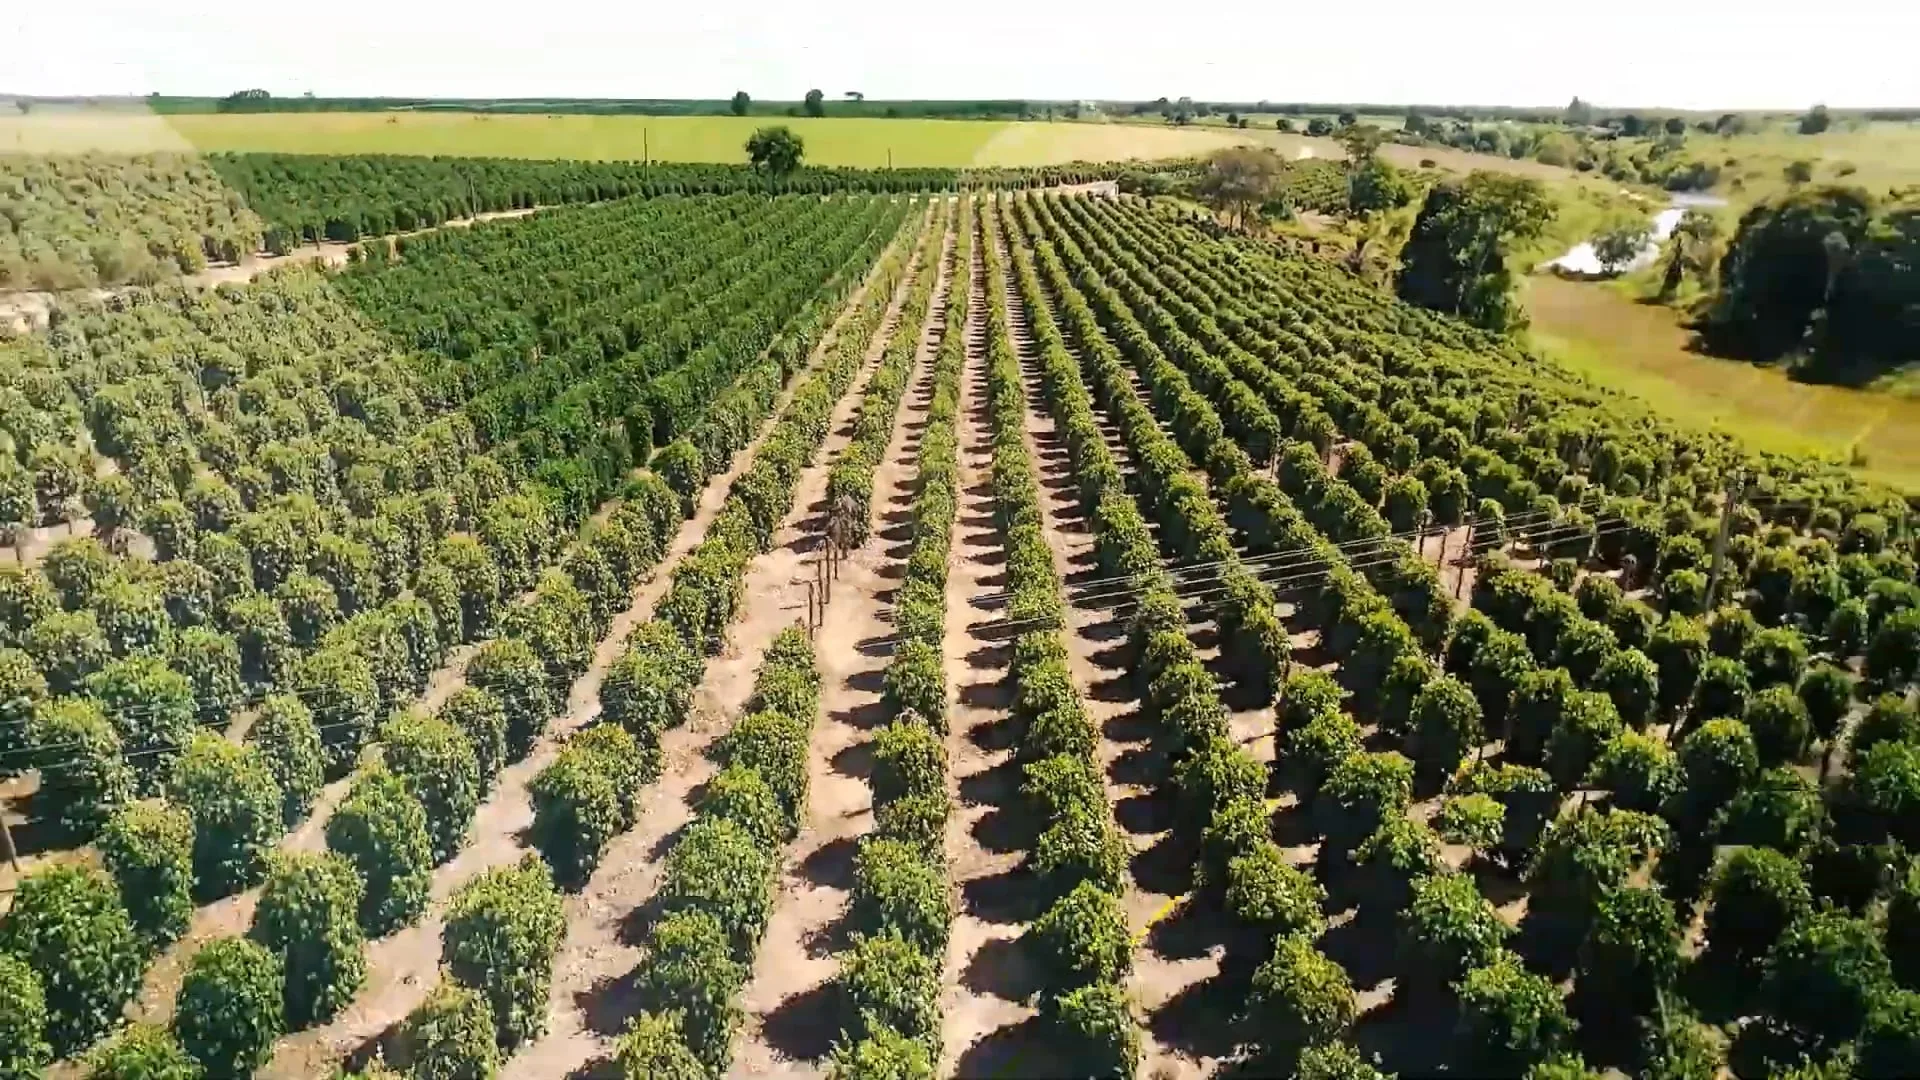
[643,129,649,164]
[1703,471,1745,615]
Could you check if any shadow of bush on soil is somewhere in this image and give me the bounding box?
[1354,985,1460,1077]
[953,1015,1069,1079]
[798,834,859,890]
[961,863,1048,924]
[759,979,841,1062]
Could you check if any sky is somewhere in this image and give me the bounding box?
[8,0,1919,111]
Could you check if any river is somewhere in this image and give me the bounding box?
[1545,191,1727,276]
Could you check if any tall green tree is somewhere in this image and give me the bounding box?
[745,126,805,178]
[1396,172,1554,332]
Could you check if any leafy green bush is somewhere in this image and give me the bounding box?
[167,731,284,899]
[1764,909,1893,1045]
[1033,800,1130,898]
[438,686,509,788]
[1407,675,1483,785]
[881,641,946,732]
[98,800,194,949]
[172,936,284,1078]
[1029,881,1131,992]
[1576,886,1680,1017]
[1049,979,1139,1079]
[27,696,134,836]
[85,656,196,795]
[396,980,500,1080]
[1401,871,1510,992]
[1225,841,1327,939]
[1436,793,1505,855]
[835,930,941,1054]
[1676,718,1760,825]
[1715,767,1825,853]
[1314,751,1413,856]
[250,851,367,1029]
[1544,690,1623,791]
[325,764,434,935]
[1706,846,1813,971]
[1859,990,1920,1079]
[380,711,482,864]
[634,909,745,1074]
[600,622,701,741]
[442,857,566,1051]
[613,1009,706,1079]
[1455,951,1573,1075]
[872,718,946,806]
[719,709,811,837]
[1296,1041,1392,1080]
[84,1022,200,1079]
[248,693,325,827]
[465,636,556,760]
[0,953,51,1078]
[1246,935,1356,1060]
[850,837,949,956]
[528,734,627,890]
[1586,730,1681,813]
[1524,808,1667,936]
[1745,685,1813,766]
[1354,813,1445,909]
[0,863,144,1055]
[657,817,776,954]
[874,790,948,857]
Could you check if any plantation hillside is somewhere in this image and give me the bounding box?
[0,160,1914,1080]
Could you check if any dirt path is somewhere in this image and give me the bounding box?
[936,218,1047,1074]
[0,208,540,333]
[731,221,957,1077]
[498,223,928,1080]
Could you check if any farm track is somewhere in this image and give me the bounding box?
[730,220,958,1076]
[499,217,930,1080]
[0,207,543,335]
[937,223,1049,1075]
[994,204,1224,1079]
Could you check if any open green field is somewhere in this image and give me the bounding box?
[0,110,1251,167]
[1526,274,1920,491]
[1617,120,1920,204]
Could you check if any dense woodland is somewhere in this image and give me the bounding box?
[0,153,1916,1079]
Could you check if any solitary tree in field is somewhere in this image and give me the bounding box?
[1194,146,1284,229]
[730,91,750,116]
[803,89,826,118]
[1799,104,1832,135]
[746,126,806,177]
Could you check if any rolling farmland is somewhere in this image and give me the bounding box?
[2,151,1918,1080]
[0,111,1252,167]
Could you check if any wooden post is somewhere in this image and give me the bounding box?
[0,810,19,876]
[1455,513,1474,601]
[1703,472,1744,615]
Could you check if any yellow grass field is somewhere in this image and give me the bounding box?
[0,110,1251,168]
[1526,275,1920,491]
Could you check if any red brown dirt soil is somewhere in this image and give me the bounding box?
[729,221,957,1077]
[498,209,932,1080]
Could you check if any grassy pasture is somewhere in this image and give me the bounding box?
[0,110,1249,167]
[1525,274,1920,491]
